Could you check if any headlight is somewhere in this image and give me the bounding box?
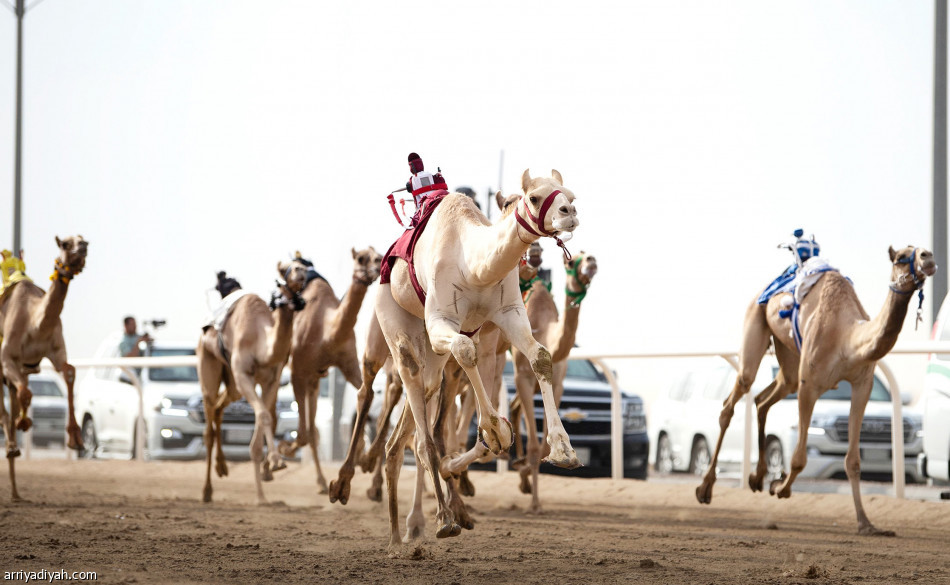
[810,415,837,429]
[158,397,189,417]
[623,400,646,433]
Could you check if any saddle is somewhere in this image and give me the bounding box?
[380,190,449,306]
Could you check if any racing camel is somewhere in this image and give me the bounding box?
[277,247,382,494]
[375,169,581,547]
[197,263,307,504]
[696,245,936,536]
[0,236,87,501]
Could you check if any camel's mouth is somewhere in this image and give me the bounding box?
[552,216,579,233]
[922,263,938,277]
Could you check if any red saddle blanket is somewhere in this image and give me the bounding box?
[380,190,449,306]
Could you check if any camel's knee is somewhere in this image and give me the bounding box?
[257,410,274,431]
[790,451,807,475]
[450,337,477,369]
[844,451,861,478]
[531,346,553,385]
[395,335,420,377]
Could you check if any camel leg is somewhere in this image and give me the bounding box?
[385,399,415,547]
[432,374,474,530]
[427,319,512,455]
[329,314,388,505]
[0,380,20,501]
[363,367,401,474]
[213,382,232,479]
[748,343,798,491]
[405,434,428,541]
[770,376,823,502]
[280,370,316,456]
[304,390,328,494]
[490,308,578,469]
[843,373,894,536]
[697,301,771,504]
[259,373,287,482]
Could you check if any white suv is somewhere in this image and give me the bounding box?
[649,358,923,482]
[75,334,299,460]
[920,293,950,483]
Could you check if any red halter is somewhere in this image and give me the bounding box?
[514,189,573,262]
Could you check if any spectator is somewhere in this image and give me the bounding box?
[119,316,152,358]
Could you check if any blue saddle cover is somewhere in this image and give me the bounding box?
[757,264,798,305]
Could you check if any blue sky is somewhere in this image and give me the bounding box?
[0,1,940,395]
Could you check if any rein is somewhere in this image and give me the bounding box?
[564,256,590,307]
[890,247,925,330]
[515,190,573,262]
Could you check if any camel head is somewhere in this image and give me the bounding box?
[888,245,937,293]
[566,251,598,288]
[54,235,88,276]
[520,169,579,236]
[565,251,597,307]
[352,246,382,286]
[276,260,308,294]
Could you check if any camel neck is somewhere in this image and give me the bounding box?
[265,305,296,367]
[34,275,68,332]
[332,278,370,338]
[855,287,912,362]
[462,212,538,287]
[550,296,581,363]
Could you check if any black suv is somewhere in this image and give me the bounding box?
[469,358,649,479]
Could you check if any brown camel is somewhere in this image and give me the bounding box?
[0,235,87,500]
[696,245,936,536]
[509,247,597,513]
[377,169,581,547]
[197,263,307,504]
[276,247,382,494]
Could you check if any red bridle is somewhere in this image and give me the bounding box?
[515,189,573,261]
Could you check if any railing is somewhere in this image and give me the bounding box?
[572,341,950,499]
[30,342,950,500]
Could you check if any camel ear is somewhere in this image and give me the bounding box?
[55,236,63,249]
[889,246,897,262]
[521,169,533,194]
[495,191,506,210]
[277,261,287,275]
[551,169,563,185]
[351,247,357,259]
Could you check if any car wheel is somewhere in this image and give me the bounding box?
[79,418,98,459]
[689,436,710,476]
[765,437,784,482]
[655,433,674,474]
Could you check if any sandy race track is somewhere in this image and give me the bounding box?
[0,458,948,584]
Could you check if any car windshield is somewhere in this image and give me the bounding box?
[30,379,63,397]
[148,348,199,382]
[774,367,891,401]
[503,359,603,381]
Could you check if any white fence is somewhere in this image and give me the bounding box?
[31,341,950,499]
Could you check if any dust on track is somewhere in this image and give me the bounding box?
[0,458,948,584]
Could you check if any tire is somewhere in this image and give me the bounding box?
[79,417,98,460]
[765,437,784,482]
[689,436,710,476]
[655,433,674,475]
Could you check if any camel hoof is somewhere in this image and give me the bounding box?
[317,478,329,495]
[215,460,229,478]
[262,465,274,483]
[769,479,789,497]
[695,483,713,505]
[203,486,213,503]
[67,426,84,451]
[858,525,896,537]
[6,446,20,459]
[360,452,380,474]
[328,479,349,505]
[277,440,298,458]
[366,485,382,502]
[542,442,581,469]
[458,472,475,498]
[519,472,532,495]
[436,523,462,539]
[15,417,31,432]
[748,473,763,493]
[406,525,424,541]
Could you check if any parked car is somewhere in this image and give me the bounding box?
[649,358,924,483]
[468,358,649,479]
[2,372,69,447]
[75,334,299,460]
[920,293,950,483]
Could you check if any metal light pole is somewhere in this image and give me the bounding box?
[935,0,948,323]
[4,0,46,253]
